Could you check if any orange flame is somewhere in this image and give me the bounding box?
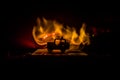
[32,17,90,47]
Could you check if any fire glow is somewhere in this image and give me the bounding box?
[32,17,90,49]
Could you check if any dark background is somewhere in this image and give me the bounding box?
[1,1,119,66]
[5,2,118,51]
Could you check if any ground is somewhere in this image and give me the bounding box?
[32,49,88,56]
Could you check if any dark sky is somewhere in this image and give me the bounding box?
[7,3,119,35]
[7,1,119,28]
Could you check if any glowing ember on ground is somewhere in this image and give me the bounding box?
[32,49,88,56]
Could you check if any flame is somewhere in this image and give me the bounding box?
[32,17,90,48]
